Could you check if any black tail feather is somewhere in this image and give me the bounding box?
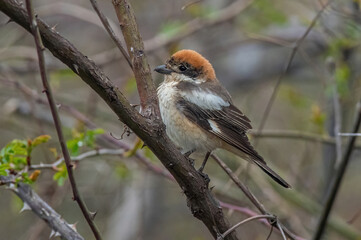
[253,160,291,188]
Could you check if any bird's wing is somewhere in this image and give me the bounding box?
[176,98,265,163]
[176,87,291,188]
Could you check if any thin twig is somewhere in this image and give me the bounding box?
[217,215,275,240]
[256,0,332,137]
[212,154,267,214]
[212,154,303,240]
[266,226,274,240]
[338,133,361,136]
[24,1,102,239]
[277,221,287,240]
[313,101,361,240]
[30,149,125,170]
[89,0,133,69]
[348,207,361,224]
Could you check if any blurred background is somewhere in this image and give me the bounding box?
[1,0,361,239]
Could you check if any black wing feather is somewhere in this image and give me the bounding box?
[177,99,264,162]
[177,99,291,188]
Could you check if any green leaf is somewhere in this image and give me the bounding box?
[240,0,287,32]
[66,128,104,156]
[0,140,27,166]
[49,68,76,82]
[66,138,81,156]
[0,163,10,176]
[53,163,68,186]
[32,135,51,148]
[279,85,309,108]
[310,105,326,134]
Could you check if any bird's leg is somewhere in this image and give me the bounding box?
[197,151,211,185]
[183,149,195,166]
[184,149,195,158]
[198,151,211,173]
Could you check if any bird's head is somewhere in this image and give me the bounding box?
[154,49,216,84]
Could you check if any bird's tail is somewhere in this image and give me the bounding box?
[253,160,291,188]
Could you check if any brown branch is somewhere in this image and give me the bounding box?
[0,1,237,239]
[112,0,159,118]
[24,0,102,239]
[0,175,84,240]
[89,0,133,69]
[212,154,303,240]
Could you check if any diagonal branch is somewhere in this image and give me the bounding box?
[0,175,84,240]
[212,154,303,240]
[24,0,102,239]
[89,0,133,69]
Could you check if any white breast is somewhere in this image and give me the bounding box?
[157,81,220,156]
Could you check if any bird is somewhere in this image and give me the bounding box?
[154,49,290,188]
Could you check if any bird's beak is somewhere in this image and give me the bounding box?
[154,65,173,75]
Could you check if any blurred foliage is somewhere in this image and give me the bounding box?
[279,85,310,109]
[124,76,138,95]
[53,163,68,186]
[310,105,326,134]
[0,135,51,184]
[66,128,104,156]
[51,128,105,186]
[49,68,77,82]
[240,0,287,32]
[185,4,217,19]
[159,20,184,38]
[114,163,131,180]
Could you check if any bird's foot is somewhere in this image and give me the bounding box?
[198,170,210,185]
[187,157,195,167]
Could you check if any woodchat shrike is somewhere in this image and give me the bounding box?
[155,49,290,188]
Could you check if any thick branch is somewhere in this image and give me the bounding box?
[0,175,84,240]
[112,0,159,118]
[0,1,237,239]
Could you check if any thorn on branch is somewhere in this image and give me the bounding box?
[89,211,97,220]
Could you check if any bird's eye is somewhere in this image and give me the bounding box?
[178,65,187,71]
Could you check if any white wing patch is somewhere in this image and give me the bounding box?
[208,120,221,133]
[180,89,230,110]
